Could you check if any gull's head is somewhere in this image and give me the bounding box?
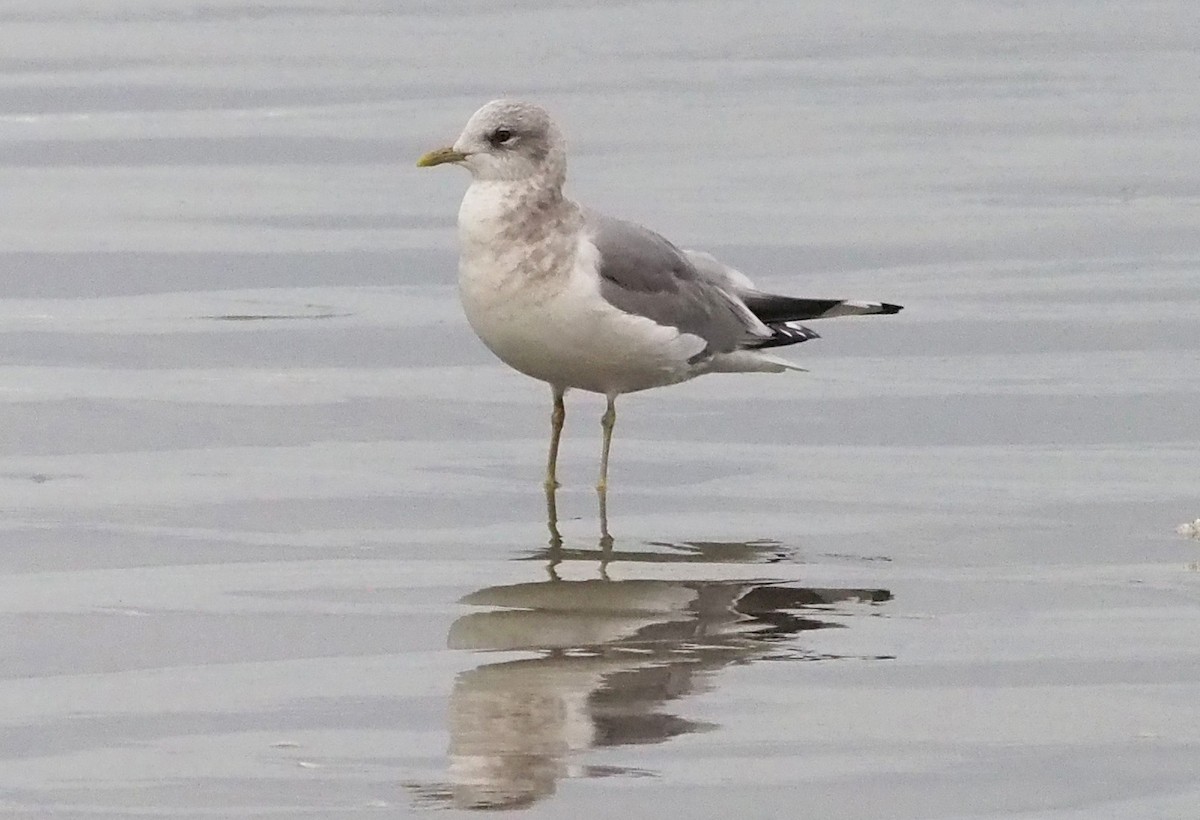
[417,99,565,184]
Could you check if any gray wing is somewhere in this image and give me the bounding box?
[681,249,758,293]
[584,210,769,356]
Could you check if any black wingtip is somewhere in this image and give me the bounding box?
[750,322,820,349]
[880,303,903,314]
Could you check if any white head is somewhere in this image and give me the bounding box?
[417,99,566,185]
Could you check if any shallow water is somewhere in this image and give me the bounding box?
[2,1,1200,817]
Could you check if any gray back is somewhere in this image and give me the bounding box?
[585,210,764,356]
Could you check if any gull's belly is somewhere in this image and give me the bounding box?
[458,256,702,395]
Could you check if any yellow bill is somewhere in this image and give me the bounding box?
[416,146,467,167]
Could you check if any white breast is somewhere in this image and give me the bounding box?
[456,189,705,395]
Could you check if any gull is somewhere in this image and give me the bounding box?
[418,100,902,494]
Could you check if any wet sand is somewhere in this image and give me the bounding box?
[2,1,1199,817]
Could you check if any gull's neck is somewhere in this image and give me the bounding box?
[458,171,581,255]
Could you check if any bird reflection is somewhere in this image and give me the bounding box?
[409,520,892,811]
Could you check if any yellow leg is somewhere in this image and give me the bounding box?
[544,482,563,581]
[597,477,609,537]
[544,387,565,490]
[544,481,562,548]
[597,395,617,493]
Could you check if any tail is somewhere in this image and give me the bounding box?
[736,293,902,351]
[741,293,903,323]
[707,350,808,373]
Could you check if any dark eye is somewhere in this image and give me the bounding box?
[489,127,513,146]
